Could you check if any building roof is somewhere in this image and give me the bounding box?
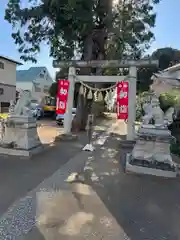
[151,63,180,89]
[16,67,47,82]
[0,55,22,65]
[151,62,180,81]
[162,63,180,73]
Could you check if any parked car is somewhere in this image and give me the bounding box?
[56,108,76,126]
[31,103,43,120]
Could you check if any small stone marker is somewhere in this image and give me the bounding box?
[83,114,94,151]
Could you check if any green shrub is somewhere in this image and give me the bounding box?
[136,93,145,121]
[170,139,180,156]
[136,90,180,122]
[159,92,177,112]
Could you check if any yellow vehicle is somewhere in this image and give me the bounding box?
[42,96,56,117]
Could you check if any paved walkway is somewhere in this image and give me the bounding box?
[23,121,180,239]
[0,118,103,217]
[0,132,87,217]
[83,132,180,240]
[1,118,180,239]
[0,118,120,239]
[37,120,62,144]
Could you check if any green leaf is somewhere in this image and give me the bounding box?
[5,0,160,64]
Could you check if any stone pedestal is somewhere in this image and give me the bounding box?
[0,115,42,158]
[2,115,41,150]
[126,124,177,178]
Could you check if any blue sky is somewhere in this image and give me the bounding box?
[0,0,179,78]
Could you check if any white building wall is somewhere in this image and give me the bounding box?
[31,70,53,102]
[17,78,52,102]
[0,58,16,86]
[16,82,33,91]
[16,67,53,102]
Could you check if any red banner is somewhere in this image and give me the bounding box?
[116,81,129,119]
[56,79,70,114]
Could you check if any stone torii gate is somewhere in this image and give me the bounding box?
[53,59,158,141]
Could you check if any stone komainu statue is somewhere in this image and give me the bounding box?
[12,90,32,116]
[142,94,174,127]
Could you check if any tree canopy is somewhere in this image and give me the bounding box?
[137,47,180,93]
[5,0,161,129]
[49,67,68,97]
[5,0,160,63]
[152,47,180,70]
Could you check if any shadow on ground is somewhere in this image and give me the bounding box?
[80,132,180,240]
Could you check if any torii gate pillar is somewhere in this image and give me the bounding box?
[64,67,76,134]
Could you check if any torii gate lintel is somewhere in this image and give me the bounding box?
[53,59,158,68]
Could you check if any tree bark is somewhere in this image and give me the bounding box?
[72,0,111,131]
[72,34,93,131]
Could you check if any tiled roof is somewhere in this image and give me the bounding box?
[16,67,47,82]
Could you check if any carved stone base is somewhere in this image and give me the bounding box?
[125,153,177,178]
[1,115,41,150]
[139,125,171,135]
[0,145,44,159]
[132,140,174,164]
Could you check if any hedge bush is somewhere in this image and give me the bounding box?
[159,92,178,112]
[136,93,144,121]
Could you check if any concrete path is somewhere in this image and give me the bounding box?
[20,120,180,240]
[0,118,120,239]
[1,118,180,239]
[0,132,87,217]
[37,120,62,144]
[0,118,93,217]
[81,124,180,240]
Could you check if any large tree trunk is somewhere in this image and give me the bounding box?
[72,34,93,131]
[91,28,108,117]
[72,31,108,131]
[72,0,112,132]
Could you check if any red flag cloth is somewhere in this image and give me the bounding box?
[116,81,129,119]
[56,79,70,114]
